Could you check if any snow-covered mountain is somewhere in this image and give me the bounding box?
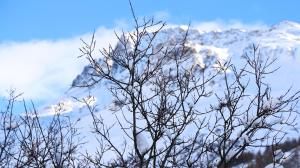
[40,20,300,117]
[36,21,300,164]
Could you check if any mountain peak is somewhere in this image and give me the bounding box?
[270,20,300,32]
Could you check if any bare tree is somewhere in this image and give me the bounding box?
[14,108,81,167]
[78,8,300,167]
[0,3,298,168]
[0,90,83,167]
[202,45,300,167]
[0,90,21,167]
[77,3,218,167]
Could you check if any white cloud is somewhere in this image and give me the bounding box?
[0,19,269,103]
[0,27,118,101]
[192,20,268,32]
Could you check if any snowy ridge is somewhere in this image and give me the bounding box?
[36,20,300,126]
[51,21,300,117]
[34,21,300,164]
[37,95,96,117]
[71,21,300,89]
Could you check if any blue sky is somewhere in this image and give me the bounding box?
[1,0,300,42]
[0,0,299,105]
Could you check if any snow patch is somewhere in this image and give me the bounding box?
[264,163,284,168]
[186,42,229,70]
[34,95,97,117]
[136,133,149,153]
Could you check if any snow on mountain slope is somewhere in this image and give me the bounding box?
[41,21,300,116]
[36,21,300,157]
